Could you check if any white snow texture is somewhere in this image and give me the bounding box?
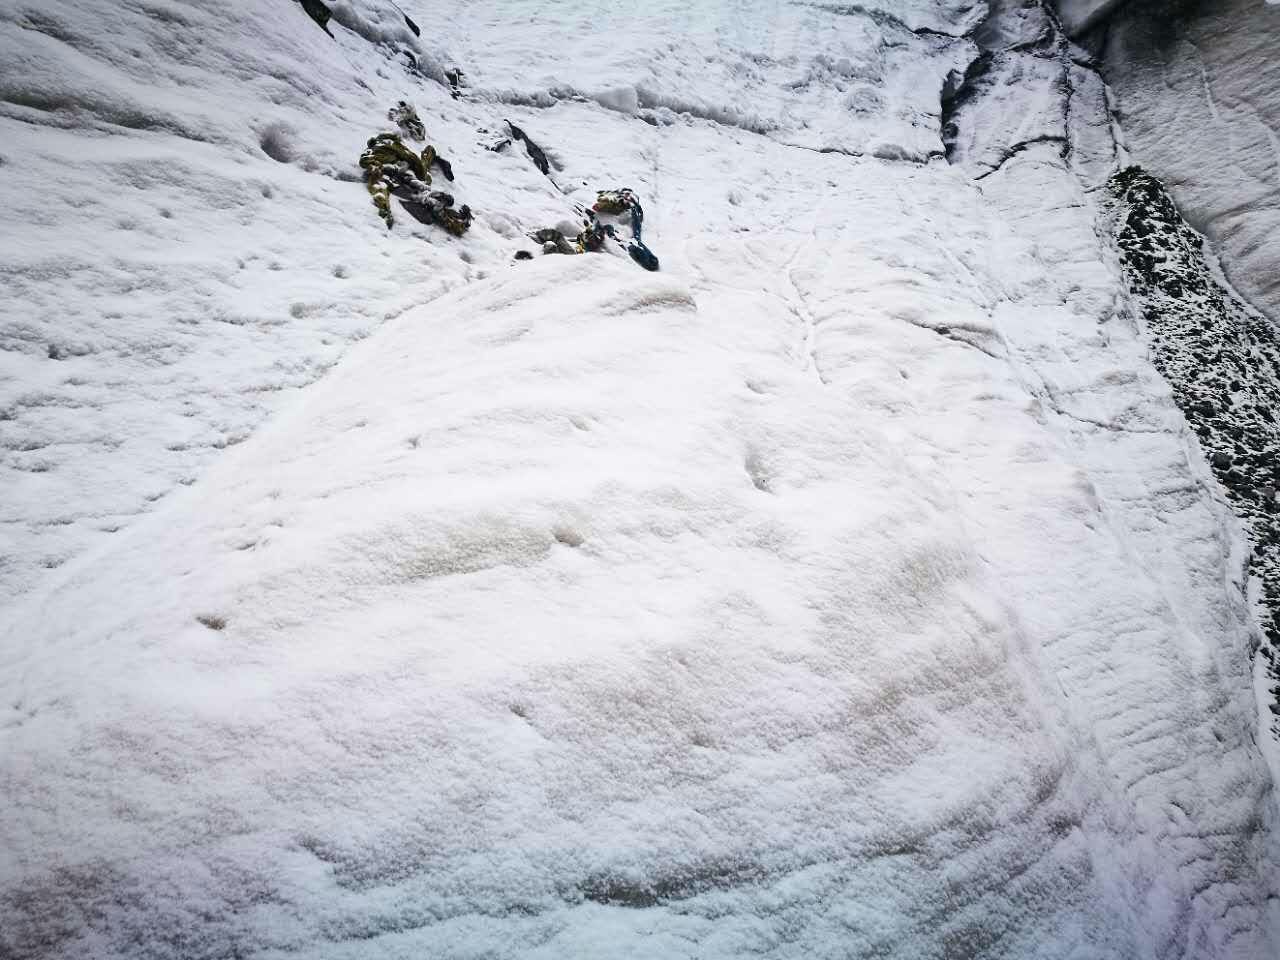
[1,2,1278,959]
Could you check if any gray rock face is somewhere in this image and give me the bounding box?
[1054,0,1129,34]
[1088,0,1280,324]
[942,0,1117,186]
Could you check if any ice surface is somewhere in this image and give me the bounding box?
[1,1,1278,958]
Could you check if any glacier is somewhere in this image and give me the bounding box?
[1,1,1278,958]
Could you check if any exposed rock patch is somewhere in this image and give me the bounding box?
[1108,166,1280,722]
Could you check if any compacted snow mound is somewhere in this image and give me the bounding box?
[2,1,1279,958]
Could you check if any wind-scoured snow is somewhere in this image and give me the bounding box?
[451,0,983,161]
[2,1,1278,958]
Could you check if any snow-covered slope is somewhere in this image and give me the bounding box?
[0,0,566,606]
[1076,0,1280,323]
[2,2,1278,958]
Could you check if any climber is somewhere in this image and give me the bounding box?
[400,192,473,236]
[358,132,468,233]
[626,240,660,272]
[594,188,641,228]
[525,188,659,269]
[384,103,455,179]
[593,188,660,272]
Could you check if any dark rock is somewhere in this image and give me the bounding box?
[298,0,334,38]
[1109,163,1280,708]
[506,120,550,175]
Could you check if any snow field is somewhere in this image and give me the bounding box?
[2,1,1279,957]
[0,0,564,604]
[1,226,1102,958]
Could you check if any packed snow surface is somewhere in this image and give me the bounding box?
[1,1,1278,958]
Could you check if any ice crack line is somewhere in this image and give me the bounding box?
[783,235,828,385]
[973,135,1069,181]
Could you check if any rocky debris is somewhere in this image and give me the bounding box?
[1108,166,1280,719]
